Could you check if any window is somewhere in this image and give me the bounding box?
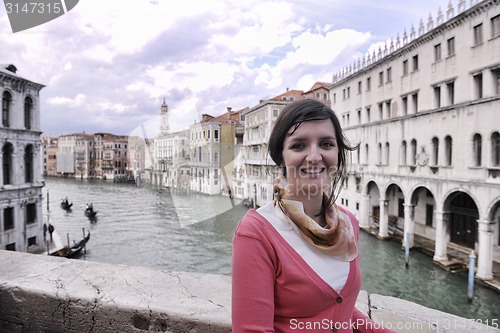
[366,107,371,122]
[432,137,439,165]
[403,60,408,75]
[364,144,369,165]
[434,43,442,61]
[447,37,455,56]
[398,199,404,218]
[214,130,219,141]
[492,68,500,95]
[473,23,483,45]
[492,132,500,166]
[473,134,482,167]
[402,96,408,115]
[25,145,34,183]
[4,207,14,230]
[445,136,453,166]
[378,103,383,120]
[2,142,13,185]
[412,93,418,113]
[273,109,278,117]
[386,67,392,83]
[358,81,362,94]
[26,203,36,224]
[377,143,382,165]
[434,86,441,108]
[347,87,350,99]
[2,91,11,127]
[401,141,407,165]
[24,97,33,130]
[474,73,483,99]
[385,100,391,118]
[426,205,434,227]
[412,55,419,71]
[379,71,384,86]
[384,143,390,165]
[492,15,500,38]
[447,81,455,105]
[366,77,371,91]
[411,139,417,165]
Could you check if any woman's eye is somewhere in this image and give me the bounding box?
[320,141,335,148]
[290,143,305,150]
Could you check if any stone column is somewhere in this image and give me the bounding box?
[476,219,494,280]
[378,199,389,238]
[433,210,448,261]
[403,203,415,248]
[359,194,371,229]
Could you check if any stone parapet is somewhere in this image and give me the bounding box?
[0,250,498,333]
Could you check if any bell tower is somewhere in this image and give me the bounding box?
[160,98,169,136]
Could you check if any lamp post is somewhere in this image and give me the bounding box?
[253,183,257,209]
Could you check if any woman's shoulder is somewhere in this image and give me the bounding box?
[235,209,272,237]
[338,206,360,230]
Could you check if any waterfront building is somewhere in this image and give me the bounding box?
[302,82,332,107]
[188,107,245,195]
[93,133,128,180]
[241,89,304,207]
[0,64,45,252]
[154,129,190,189]
[41,134,58,177]
[56,133,94,178]
[127,135,147,182]
[331,0,500,280]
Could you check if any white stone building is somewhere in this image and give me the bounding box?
[331,0,500,280]
[0,64,45,252]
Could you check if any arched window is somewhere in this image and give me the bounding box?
[445,135,453,166]
[385,142,390,165]
[24,97,33,130]
[432,137,439,166]
[411,139,417,165]
[377,143,382,164]
[364,143,369,165]
[25,144,34,183]
[401,141,407,165]
[472,133,482,167]
[2,142,14,185]
[2,91,12,127]
[492,132,500,167]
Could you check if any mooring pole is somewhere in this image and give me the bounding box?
[405,232,410,268]
[467,251,476,303]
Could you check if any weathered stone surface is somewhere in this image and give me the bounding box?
[0,250,499,332]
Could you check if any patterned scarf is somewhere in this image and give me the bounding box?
[273,178,358,261]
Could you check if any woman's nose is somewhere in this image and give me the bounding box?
[306,145,322,162]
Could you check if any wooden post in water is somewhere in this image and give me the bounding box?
[47,190,50,211]
[467,251,476,303]
[82,227,86,254]
[404,232,410,268]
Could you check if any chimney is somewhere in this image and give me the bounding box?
[227,107,232,120]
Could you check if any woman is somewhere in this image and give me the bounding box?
[232,99,395,332]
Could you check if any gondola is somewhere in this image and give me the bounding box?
[84,204,97,218]
[60,198,73,210]
[51,232,90,258]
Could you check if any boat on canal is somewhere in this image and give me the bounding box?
[84,203,97,218]
[60,197,73,210]
[51,232,90,258]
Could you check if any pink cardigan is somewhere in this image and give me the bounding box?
[232,209,396,333]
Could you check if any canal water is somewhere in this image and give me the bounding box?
[43,177,499,323]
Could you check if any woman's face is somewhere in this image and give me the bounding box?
[282,119,338,199]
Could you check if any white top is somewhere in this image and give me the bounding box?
[257,201,350,293]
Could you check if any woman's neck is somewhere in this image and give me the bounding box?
[284,192,325,226]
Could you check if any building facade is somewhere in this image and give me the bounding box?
[0,64,45,252]
[331,0,500,280]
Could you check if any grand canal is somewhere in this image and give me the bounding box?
[43,177,499,323]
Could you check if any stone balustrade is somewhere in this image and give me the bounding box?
[0,250,498,333]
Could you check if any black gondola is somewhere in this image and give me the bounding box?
[51,232,90,258]
[85,203,97,218]
[61,197,73,210]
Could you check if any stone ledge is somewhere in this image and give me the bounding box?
[0,250,499,332]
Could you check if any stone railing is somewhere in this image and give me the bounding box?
[0,250,498,332]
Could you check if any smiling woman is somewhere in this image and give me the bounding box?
[232,99,396,333]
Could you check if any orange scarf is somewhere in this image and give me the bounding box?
[273,178,358,261]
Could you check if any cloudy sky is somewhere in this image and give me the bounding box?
[1,0,453,138]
